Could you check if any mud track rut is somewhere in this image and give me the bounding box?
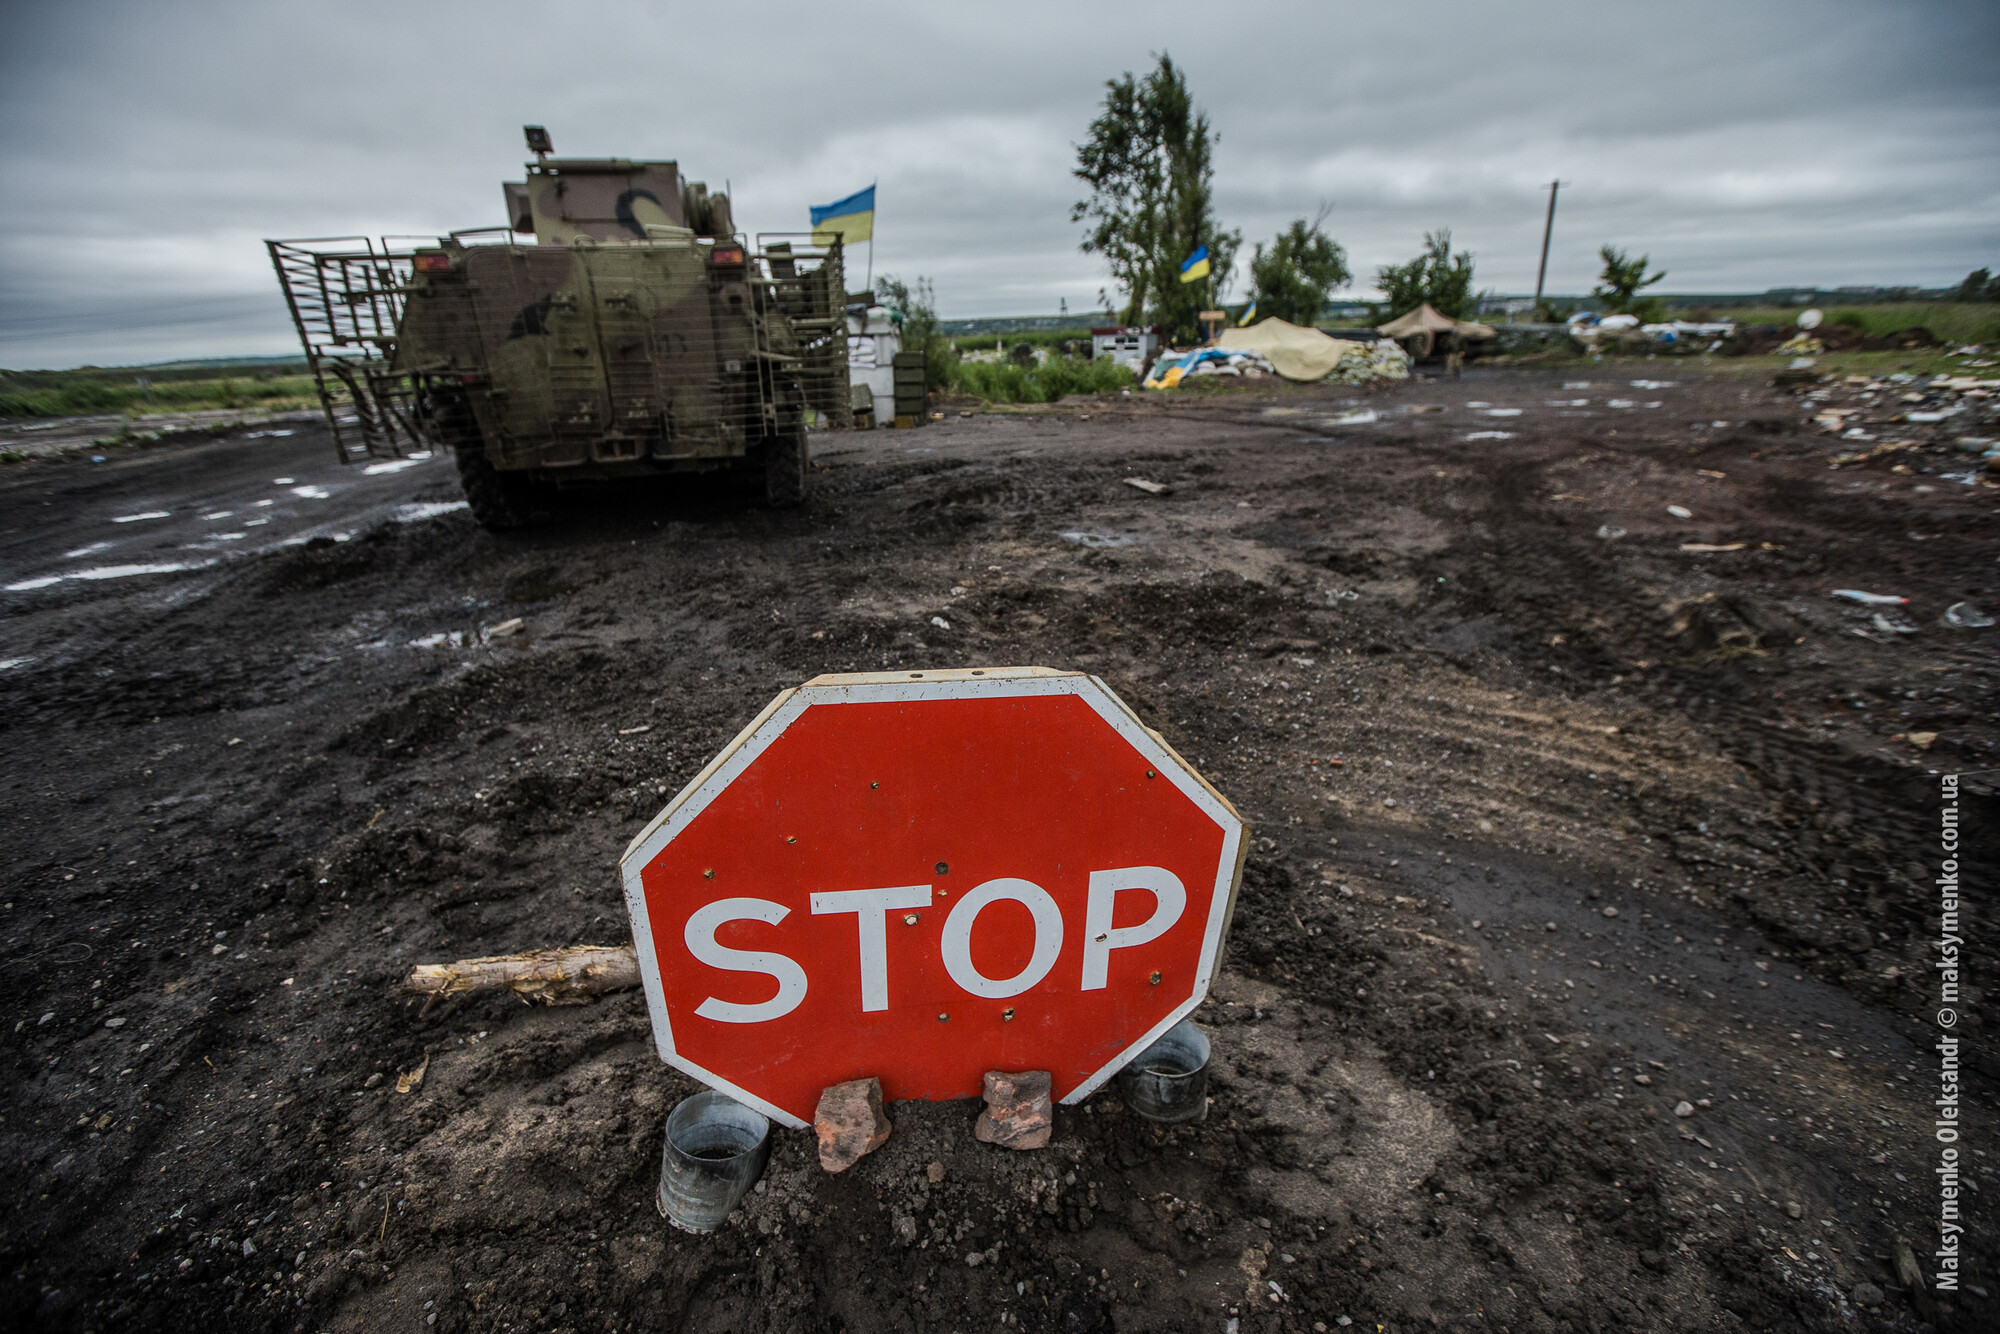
[1,368,1993,1333]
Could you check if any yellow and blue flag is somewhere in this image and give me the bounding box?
[1178,245,1210,284]
[811,186,875,245]
[1238,297,1258,326]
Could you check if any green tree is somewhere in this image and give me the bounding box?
[1953,267,1999,302]
[873,274,954,391]
[1375,229,1476,320]
[1247,208,1351,326]
[1072,53,1240,341]
[1593,245,1667,320]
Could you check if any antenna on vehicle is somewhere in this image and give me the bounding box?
[523,125,553,162]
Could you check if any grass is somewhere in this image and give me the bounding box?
[1674,302,2000,346]
[0,365,316,419]
[944,356,1136,404]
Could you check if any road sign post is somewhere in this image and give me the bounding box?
[620,668,1246,1128]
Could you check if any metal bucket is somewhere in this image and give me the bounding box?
[1117,1020,1211,1124]
[656,1090,772,1233]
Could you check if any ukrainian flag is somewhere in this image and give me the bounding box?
[1238,297,1258,326]
[1178,245,1210,284]
[811,186,875,245]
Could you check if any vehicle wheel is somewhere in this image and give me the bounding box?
[455,447,534,531]
[764,427,809,508]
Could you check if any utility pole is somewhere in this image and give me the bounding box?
[1532,180,1561,317]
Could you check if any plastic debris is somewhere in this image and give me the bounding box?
[1680,543,1745,553]
[1871,613,1918,635]
[1666,505,1692,519]
[1831,589,1908,605]
[1596,525,1627,540]
[1944,602,1993,628]
[1123,477,1170,495]
[395,1052,430,1094]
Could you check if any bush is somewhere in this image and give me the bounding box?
[946,356,1134,404]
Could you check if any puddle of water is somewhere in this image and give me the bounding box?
[1607,399,1636,409]
[215,533,246,541]
[1548,399,1588,407]
[0,656,32,670]
[394,500,470,523]
[111,511,170,524]
[273,477,295,485]
[202,511,233,520]
[363,458,423,475]
[1482,408,1523,417]
[290,485,332,500]
[1322,409,1378,427]
[7,560,213,591]
[253,499,275,508]
[408,631,468,649]
[1059,530,1144,549]
[243,429,295,438]
[73,561,211,580]
[243,518,269,527]
[1630,379,1676,390]
[1465,431,1516,440]
[64,541,115,559]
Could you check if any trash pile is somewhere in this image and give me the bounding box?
[1142,346,1276,389]
[1566,311,1735,356]
[1794,367,2000,480]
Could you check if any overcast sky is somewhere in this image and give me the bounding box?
[3,0,1996,368]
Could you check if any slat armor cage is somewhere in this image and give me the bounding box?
[266,236,427,464]
[268,232,849,469]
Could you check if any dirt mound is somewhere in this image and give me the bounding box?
[3,373,1993,1332]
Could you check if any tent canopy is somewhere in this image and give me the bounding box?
[1213,317,1368,381]
[1377,303,1495,340]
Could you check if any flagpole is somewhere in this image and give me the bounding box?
[867,178,876,294]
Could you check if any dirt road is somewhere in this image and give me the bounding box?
[2,368,1993,1333]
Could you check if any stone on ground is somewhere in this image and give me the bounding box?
[974,1069,1053,1150]
[815,1077,891,1172]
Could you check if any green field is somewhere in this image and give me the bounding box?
[0,363,315,419]
[1676,301,2000,345]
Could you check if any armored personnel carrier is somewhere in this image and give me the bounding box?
[268,127,849,528]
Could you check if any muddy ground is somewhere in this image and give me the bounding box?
[2,367,1994,1334]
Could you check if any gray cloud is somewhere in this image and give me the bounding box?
[3,0,1995,367]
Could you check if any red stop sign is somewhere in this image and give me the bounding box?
[620,668,1246,1127]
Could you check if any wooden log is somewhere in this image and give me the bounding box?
[402,945,638,1006]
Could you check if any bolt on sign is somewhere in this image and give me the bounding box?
[620,668,1246,1127]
